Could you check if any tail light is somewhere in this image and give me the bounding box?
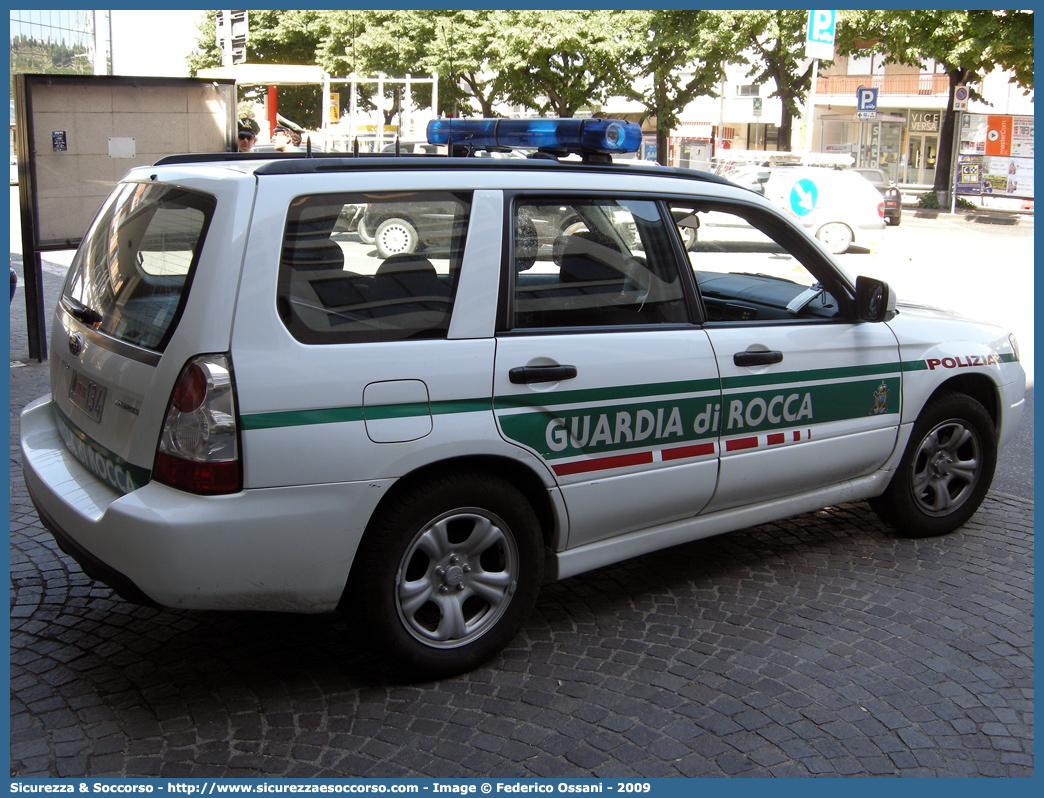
[877,202,885,219]
[154,354,241,494]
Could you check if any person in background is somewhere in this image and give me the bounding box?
[272,126,303,152]
[237,124,256,153]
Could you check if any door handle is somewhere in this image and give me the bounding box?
[509,365,578,384]
[734,350,783,367]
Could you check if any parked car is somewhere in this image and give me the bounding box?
[850,167,902,225]
[21,118,1025,679]
[730,166,886,254]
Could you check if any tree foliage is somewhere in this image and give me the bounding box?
[182,8,1033,185]
[187,10,329,130]
[10,34,95,94]
[487,10,631,118]
[320,11,437,124]
[420,11,508,117]
[714,10,821,152]
[617,10,737,164]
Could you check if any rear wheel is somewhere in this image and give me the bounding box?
[870,393,997,538]
[375,218,419,258]
[816,222,854,254]
[345,471,544,678]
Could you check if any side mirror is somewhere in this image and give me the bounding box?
[856,276,896,322]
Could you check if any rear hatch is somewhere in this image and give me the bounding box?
[49,179,219,494]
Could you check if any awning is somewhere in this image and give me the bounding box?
[672,122,713,139]
[197,64,325,86]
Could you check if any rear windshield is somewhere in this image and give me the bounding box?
[61,182,216,352]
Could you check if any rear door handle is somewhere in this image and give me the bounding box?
[509,365,578,384]
[734,350,783,367]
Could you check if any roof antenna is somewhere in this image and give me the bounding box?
[353,137,359,157]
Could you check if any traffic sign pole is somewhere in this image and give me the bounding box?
[805,58,818,154]
[803,11,836,154]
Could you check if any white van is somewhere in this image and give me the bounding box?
[731,166,886,254]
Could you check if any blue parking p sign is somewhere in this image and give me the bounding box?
[858,88,878,112]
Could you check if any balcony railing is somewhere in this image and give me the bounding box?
[816,74,952,96]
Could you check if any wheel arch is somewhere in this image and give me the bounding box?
[924,373,999,428]
[357,454,559,558]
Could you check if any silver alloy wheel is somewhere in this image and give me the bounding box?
[394,509,519,649]
[376,219,416,256]
[910,418,983,517]
[816,222,853,254]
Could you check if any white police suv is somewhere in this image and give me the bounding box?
[21,118,1026,678]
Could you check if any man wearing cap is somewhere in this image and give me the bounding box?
[272,126,303,152]
[237,125,256,152]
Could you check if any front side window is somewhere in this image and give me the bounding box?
[61,182,215,352]
[278,191,470,344]
[670,201,847,322]
[511,198,690,329]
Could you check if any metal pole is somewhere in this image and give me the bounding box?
[805,58,819,154]
[950,111,961,214]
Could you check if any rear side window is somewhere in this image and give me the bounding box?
[277,191,470,344]
[61,183,215,352]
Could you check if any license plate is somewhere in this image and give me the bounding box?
[68,371,107,423]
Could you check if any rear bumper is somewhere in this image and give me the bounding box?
[20,396,390,613]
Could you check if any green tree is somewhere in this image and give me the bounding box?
[421,11,508,117]
[491,10,630,117]
[10,34,94,94]
[716,9,823,152]
[836,10,1034,194]
[187,10,329,131]
[617,10,737,165]
[321,10,437,126]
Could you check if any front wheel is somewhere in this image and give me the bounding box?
[816,222,854,254]
[870,393,997,538]
[345,471,544,679]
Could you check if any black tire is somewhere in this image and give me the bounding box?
[870,393,997,538]
[344,471,544,679]
[679,225,698,251]
[357,217,375,245]
[375,217,419,258]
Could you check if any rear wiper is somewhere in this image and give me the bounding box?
[66,298,102,326]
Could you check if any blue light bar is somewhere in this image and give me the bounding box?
[426,118,643,155]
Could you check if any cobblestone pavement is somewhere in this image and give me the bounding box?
[10,354,1035,778]
[8,252,1034,779]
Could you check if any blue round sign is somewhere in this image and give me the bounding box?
[789,179,818,216]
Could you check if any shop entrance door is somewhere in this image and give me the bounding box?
[906,135,939,185]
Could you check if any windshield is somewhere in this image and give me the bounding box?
[61,182,216,352]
